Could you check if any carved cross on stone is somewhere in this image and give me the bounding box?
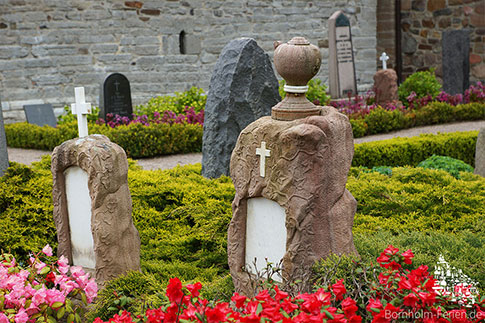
[380,52,390,70]
[255,141,271,177]
[71,87,92,138]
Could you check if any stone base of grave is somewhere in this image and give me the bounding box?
[228,106,358,296]
[51,134,141,285]
[475,128,485,177]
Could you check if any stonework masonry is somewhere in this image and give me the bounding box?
[400,0,485,82]
[0,0,377,123]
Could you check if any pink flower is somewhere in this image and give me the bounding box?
[42,244,53,257]
[34,261,46,274]
[57,255,69,275]
[0,313,9,323]
[85,279,98,303]
[45,288,65,306]
[14,308,28,323]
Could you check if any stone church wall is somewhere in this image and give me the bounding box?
[0,0,377,123]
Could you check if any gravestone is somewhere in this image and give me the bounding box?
[228,37,358,296]
[52,134,141,285]
[201,38,281,179]
[0,95,8,176]
[328,11,357,99]
[475,128,485,177]
[374,69,399,106]
[23,104,57,127]
[442,30,470,95]
[100,73,133,121]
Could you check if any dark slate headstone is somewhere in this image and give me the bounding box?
[0,96,8,176]
[442,30,470,95]
[201,38,280,178]
[100,73,133,121]
[23,104,57,127]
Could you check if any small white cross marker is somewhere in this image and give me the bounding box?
[380,52,390,70]
[71,87,92,138]
[255,141,271,178]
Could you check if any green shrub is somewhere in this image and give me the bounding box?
[279,79,331,105]
[417,155,474,179]
[348,167,484,234]
[349,118,367,138]
[453,102,485,121]
[363,107,411,135]
[353,131,478,168]
[135,87,206,116]
[5,121,203,158]
[398,69,442,103]
[414,102,455,125]
[57,106,101,124]
[86,271,164,321]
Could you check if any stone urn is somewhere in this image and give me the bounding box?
[272,37,322,121]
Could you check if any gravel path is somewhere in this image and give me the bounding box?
[7,120,485,170]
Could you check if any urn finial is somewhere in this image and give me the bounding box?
[272,37,322,121]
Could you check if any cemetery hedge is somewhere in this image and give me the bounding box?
[5,121,203,158]
[1,154,484,305]
[352,131,478,168]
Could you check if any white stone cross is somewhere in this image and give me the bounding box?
[380,52,390,70]
[256,141,271,177]
[71,87,91,138]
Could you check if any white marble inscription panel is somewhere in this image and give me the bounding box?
[64,166,96,269]
[245,197,287,280]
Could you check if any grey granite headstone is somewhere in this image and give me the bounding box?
[201,38,280,178]
[442,30,470,95]
[475,128,485,177]
[23,104,57,127]
[0,95,8,176]
[100,73,133,121]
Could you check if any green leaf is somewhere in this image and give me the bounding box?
[57,307,66,319]
[81,292,87,305]
[256,303,263,315]
[323,309,334,320]
[47,315,56,323]
[51,302,63,309]
[40,266,51,275]
[67,313,75,323]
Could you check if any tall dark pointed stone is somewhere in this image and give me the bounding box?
[202,38,280,178]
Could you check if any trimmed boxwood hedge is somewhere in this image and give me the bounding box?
[353,131,478,168]
[5,121,203,158]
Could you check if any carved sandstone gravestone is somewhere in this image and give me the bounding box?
[202,38,281,178]
[328,11,357,99]
[228,37,358,296]
[100,73,133,121]
[0,95,8,176]
[51,134,141,285]
[475,128,485,177]
[443,30,470,95]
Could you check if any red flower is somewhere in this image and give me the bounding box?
[366,298,383,316]
[403,293,419,307]
[185,282,202,298]
[45,272,55,283]
[418,291,436,307]
[166,277,184,303]
[231,292,247,308]
[205,303,229,323]
[401,249,414,265]
[331,279,347,301]
[341,297,358,317]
